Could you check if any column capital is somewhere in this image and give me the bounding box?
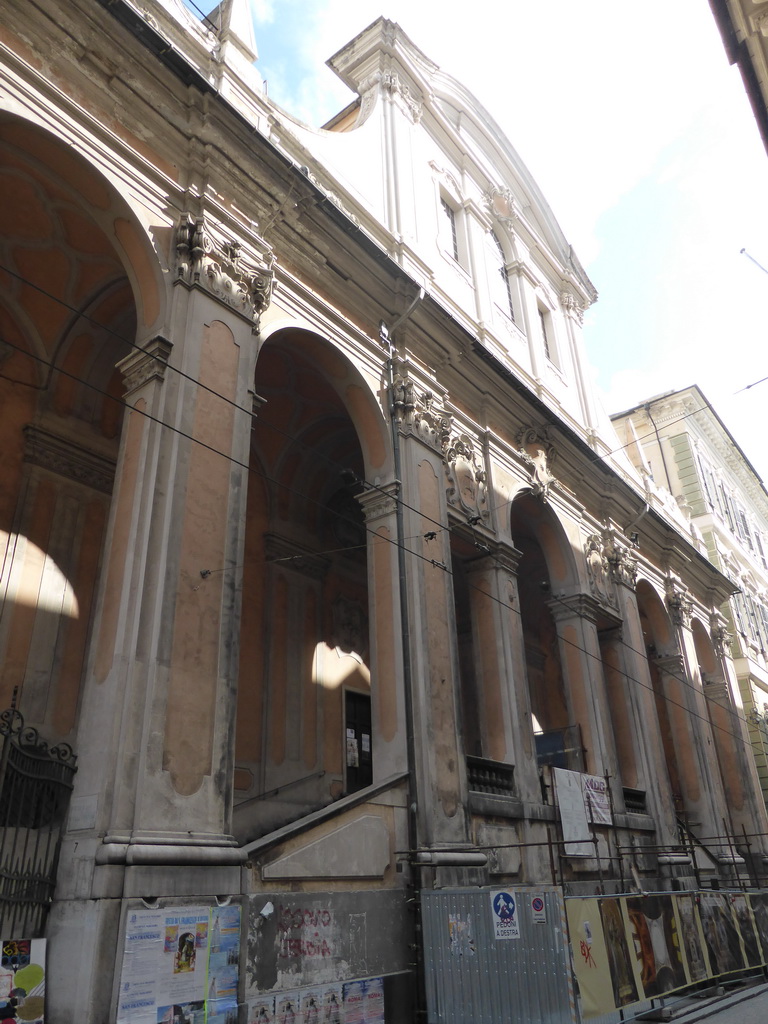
[118,336,173,397]
[664,575,693,628]
[357,481,399,524]
[547,591,604,625]
[175,215,275,328]
[465,541,523,578]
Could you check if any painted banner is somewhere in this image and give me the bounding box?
[0,938,45,1023]
[117,903,241,1024]
[582,775,612,825]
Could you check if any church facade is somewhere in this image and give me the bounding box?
[1,2,766,1019]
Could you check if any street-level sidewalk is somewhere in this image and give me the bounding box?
[637,980,768,1024]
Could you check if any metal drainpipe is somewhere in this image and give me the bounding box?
[380,287,425,1019]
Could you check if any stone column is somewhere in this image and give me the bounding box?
[662,581,731,859]
[601,535,679,846]
[358,483,407,781]
[546,593,619,780]
[463,544,539,804]
[391,372,469,849]
[707,616,768,858]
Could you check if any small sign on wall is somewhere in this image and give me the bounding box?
[490,891,520,940]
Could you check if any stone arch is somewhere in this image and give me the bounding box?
[0,112,164,745]
[234,327,392,840]
[691,617,745,813]
[509,491,583,769]
[636,580,698,815]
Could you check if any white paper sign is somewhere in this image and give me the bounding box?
[530,894,547,924]
[554,767,592,857]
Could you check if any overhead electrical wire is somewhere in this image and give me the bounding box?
[1,271,766,776]
[1,331,765,780]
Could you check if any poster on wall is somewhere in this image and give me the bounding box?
[0,938,46,1023]
[248,996,275,1023]
[116,904,241,1024]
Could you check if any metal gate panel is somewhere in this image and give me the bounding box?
[421,886,576,1024]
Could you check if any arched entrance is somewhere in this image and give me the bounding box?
[0,113,157,743]
[234,328,392,840]
[0,112,162,936]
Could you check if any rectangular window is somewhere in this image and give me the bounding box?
[539,308,552,361]
[441,197,459,262]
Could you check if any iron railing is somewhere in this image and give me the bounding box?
[0,708,77,937]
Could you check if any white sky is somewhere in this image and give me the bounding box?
[199,1,768,481]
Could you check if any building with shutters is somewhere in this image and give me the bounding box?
[612,386,768,813]
[2,1,768,1019]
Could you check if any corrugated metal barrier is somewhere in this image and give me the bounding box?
[421,886,577,1024]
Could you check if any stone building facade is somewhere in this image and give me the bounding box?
[1,1,767,1019]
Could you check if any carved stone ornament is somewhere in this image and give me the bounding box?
[357,483,398,524]
[584,533,613,606]
[23,424,116,494]
[391,371,451,452]
[175,216,274,327]
[359,68,422,124]
[118,335,173,396]
[560,290,585,326]
[664,575,692,628]
[602,526,638,589]
[428,161,462,203]
[517,427,556,502]
[709,612,732,657]
[442,430,489,523]
[486,185,520,226]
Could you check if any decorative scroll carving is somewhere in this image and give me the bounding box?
[442,430,489,523]
[709,612,732,657]
[360,69,422,123]
[428,160,462,202]
[602,527,638,589]
[391,372,450,452]
[517,427,556,502]
[560,290,585,326]
[664,576,692,628]
[118,335,173,396]
[486,185,520,226]
[23,425,116,494]
[175,216,274,327]
[584,533,613,606]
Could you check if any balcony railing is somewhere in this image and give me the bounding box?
[466,756,515,796]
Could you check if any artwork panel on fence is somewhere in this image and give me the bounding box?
[565,898,617,1018]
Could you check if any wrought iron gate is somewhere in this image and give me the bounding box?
[0,708,77,937]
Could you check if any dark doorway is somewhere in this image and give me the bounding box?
[345,690,372,793]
